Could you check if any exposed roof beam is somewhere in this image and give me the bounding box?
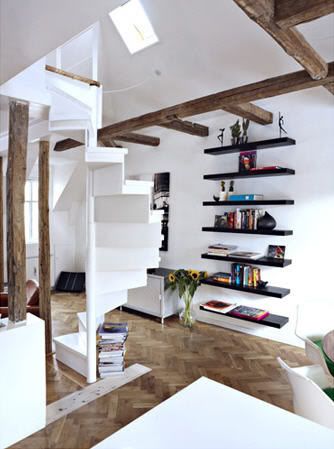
[54,132,160,152]
[233,0,328,80]
[275,0,334,29]
[98,62,334,137]
[98,138,124,148]
[158,116,209,136]
[99,131,160,147]
[221,103,273,125]
[54,138,83,152]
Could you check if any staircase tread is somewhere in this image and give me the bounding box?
[54,332,87,357]
[125,180,153,186]
[87,146,128,155]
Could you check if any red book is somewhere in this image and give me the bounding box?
[229,305,269,321]
[250,166,282,171]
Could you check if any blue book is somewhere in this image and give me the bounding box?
[229,194,263,201]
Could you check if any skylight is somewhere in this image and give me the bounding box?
[109,0,159,54]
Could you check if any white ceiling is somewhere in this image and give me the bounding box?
[0,0,333,128]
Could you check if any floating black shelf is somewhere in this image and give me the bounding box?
[199,306,289,329]
[203,200,294,206]
[204,168,295,181]
[201,253,292,268]
[201,278,290,298]
[202,227,293,236]
[204,137,296,156]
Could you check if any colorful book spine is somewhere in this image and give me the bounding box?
[228,194,263,201]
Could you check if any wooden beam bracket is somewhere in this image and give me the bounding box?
[222,103,273,125]
[159,115,209,136]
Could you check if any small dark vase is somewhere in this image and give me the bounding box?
[257,212,276,230]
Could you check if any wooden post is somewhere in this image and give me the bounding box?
[39,140,52,354]
[0,157,4,293]
[7,100,29,323]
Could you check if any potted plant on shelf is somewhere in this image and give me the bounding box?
[167,269,207,328]
[230,119,241,145]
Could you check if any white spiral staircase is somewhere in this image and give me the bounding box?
[46,66,162,383]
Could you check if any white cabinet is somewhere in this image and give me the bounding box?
[126,268,179,323]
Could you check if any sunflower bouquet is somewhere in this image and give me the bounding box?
[167,269,207,327]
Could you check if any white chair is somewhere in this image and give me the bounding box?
[277,357,334,430]
[295,303,334,380]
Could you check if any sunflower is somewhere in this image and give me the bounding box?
[190,270,200,281]
[168,272,176,283]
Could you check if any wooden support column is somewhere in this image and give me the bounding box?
[7,100,29,323]
[0,157,4,292]
[39,140,52,354]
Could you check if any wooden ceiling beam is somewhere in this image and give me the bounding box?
[99,131,160,147]
[98,138,124,148]
[233,0,328,80]
[221,103,273,125]
[98,62,334,136]
[54,132,159,152]
[275,0,334,29]
[158,116,209,136]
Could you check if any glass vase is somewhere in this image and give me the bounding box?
[179,288,194,328]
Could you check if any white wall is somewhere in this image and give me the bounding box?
[125,88,334,345]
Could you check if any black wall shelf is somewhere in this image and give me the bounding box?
[204,137,296,156]
[203,200,294,206]
[204,168,295,181]
[199,306,289,329]
[201,278,290,298]
[201,253,292,268]
[202,227,293,236]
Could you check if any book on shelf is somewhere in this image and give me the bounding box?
[228,251,262,260]
[200,300,237,315]
[229,305,269,321]
[228,194,264,201]
[249,166,283,172]
[239,151,257,172]
[210,264,262,289]
[268,245,286,259]
[206,244,238,256]
[212,272,232,284]
[214,209,262,231]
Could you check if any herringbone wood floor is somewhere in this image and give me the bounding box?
[11,293,309,449]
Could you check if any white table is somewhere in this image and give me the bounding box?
[92,377,334,449]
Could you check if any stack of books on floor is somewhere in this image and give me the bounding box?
[97,322,128,377]
[200,300,269,321]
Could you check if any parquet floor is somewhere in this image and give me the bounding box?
[11,293,309,449]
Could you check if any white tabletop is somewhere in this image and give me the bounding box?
[93,377,334,449]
